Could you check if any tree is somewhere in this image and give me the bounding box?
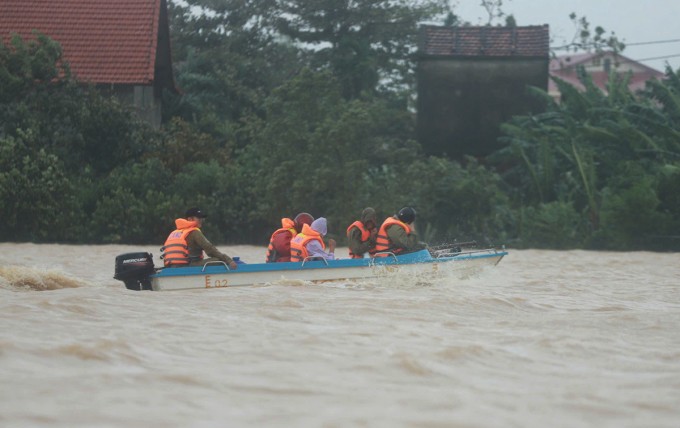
[0,33,69,102]
[1,34,155,178]
[274,0,449,99]
[166,0,303,143]
[480,0,507,26]
[0,135,78,241]
[550,13,625,55]
[493,66,680,250]
[241,68,422,234]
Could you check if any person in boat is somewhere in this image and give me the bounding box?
[374,206,427,257]
[265,212,314,263]
[346,207,379,258]
[161,207,238,269]
[290,217,336,261]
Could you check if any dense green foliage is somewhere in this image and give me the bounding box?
[1,3,678,251]
[494,71,680,250]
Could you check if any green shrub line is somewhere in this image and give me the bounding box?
[1,32,678,251]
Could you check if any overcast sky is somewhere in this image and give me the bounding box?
[451,0,680,72]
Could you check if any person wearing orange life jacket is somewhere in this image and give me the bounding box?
[346,207,379,258]
[290,217,336,262]
[161,207,237,269]
[374,207,427,257]
[265,212,314,262]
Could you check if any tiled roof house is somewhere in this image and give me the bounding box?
[417,25,550,158]
[549,51,664,100]
[419,25,550,58]
[0,0,176,128]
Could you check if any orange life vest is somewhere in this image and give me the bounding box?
[266,218,297,263]
[290,223,325,262]
[346,221,377,258]
[161,218,202,267]
[374,217,412,257]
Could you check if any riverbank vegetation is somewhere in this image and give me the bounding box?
[1,1,678,250]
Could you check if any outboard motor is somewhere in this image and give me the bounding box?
[114,252,156,291]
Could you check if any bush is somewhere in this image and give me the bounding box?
[517,201,585,249]
[88,159,182,244]
[593,177,673,250]
[392,157,511,245]
[0,135,78,241]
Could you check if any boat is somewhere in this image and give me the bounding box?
[114,244,508,291]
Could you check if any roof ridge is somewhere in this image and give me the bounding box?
[420,24,550,58]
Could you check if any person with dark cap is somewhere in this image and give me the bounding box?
[346,207,379,258]
[161,207,237,269]
[265,212,315,263]
[374,207,426,257]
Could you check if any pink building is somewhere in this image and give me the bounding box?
[549,51,664,101]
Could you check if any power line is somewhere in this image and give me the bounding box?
[551,51,680,72]
[634,53,680,63]
[626,38,680,47]
[551,38,680,51]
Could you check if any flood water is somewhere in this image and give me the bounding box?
[1,243,679,427]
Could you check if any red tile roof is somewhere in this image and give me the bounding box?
[419,25,550,58]
[0,0,163,85]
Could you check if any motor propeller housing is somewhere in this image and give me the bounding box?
[114,252,155,290]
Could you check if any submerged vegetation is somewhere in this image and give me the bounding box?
[0,1,678,250]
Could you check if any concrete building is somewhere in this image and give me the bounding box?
[417,25,550,158]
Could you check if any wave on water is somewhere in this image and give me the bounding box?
[288,256,506,290]
[46,340,142,363]
[0,266,86,291]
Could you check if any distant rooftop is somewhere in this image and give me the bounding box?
[419,25,550,58]
[0,0,169,86]
[549,51,664,95]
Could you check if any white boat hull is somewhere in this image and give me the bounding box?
[150,249,507,291]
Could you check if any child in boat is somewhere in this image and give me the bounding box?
[290,217,337,261]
